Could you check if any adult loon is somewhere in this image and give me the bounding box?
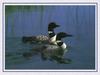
[40,32,72,64]
[22,22,59,44]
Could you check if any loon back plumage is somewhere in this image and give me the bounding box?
[36,35,49,41]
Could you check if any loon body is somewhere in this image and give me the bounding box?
[22,22,59,44]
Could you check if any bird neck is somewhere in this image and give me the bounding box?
[48,26,54,31]
[56,40,67,49]
[48,30,55,38]
[56,37,61,41]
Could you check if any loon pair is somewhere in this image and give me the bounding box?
[22,22,72,49]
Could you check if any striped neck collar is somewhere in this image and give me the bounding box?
[56,40,62,43]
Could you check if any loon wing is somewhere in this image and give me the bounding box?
[22,35,49,44]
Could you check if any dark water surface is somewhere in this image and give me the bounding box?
[5,37,95,69]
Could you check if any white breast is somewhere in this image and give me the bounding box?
[61,43,67,49]
[50,35,57,43]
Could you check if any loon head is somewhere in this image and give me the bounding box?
[48,22,60,44]
[56,32,72,49]
[48,22,59,31]
[56,32,72,40]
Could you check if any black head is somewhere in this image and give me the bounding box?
[48,22,60,30]
[56,32,72,40]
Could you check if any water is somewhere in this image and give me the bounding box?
[5,37,95,69]
[5,6,95,70]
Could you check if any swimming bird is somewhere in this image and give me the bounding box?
[22,22,59,44]
[40,32,72,63]
[55,32,72,49]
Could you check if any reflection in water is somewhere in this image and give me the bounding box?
[22,45,72,64]
[5,37,72,68]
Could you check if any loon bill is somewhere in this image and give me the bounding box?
[22,22,59,44]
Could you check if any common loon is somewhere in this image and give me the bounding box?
[22,22,59,44]
[40,32,72,63]
[55,32,72,49]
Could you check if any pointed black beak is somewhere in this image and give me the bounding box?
[66,34,73,37]
[56,25,60,27]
